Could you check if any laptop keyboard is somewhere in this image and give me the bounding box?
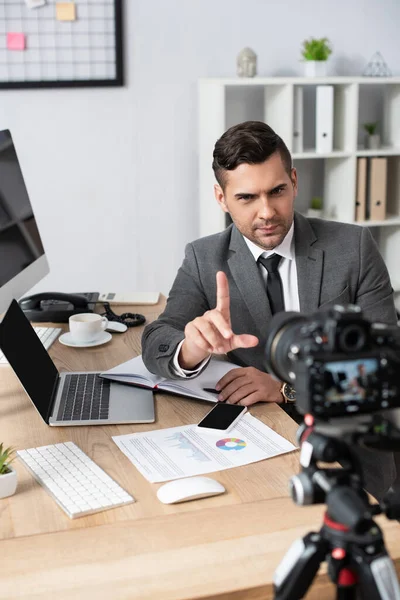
[0,326,62,364]
[57,373,110,421]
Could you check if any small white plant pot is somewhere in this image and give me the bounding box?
[304,60,327,77]
[0,467,17,499]
[307,209,323,218]
[366,134,380,150]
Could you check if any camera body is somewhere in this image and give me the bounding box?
[266,305,400,420]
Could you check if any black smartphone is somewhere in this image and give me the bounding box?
[197,403,247,433]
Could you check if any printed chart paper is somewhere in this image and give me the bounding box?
[112,413,297,483]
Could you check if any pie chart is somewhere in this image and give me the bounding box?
[216,438,246,451]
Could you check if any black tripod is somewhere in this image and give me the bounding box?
[274,416,400,600]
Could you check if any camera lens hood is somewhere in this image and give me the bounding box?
[265,311,307,381]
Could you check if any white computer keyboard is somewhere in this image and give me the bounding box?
[17,442,134,519]
[0,325,62,364]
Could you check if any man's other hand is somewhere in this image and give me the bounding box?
[179,271,259,370]
[215,367,282,406]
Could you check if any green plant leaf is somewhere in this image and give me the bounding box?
[0,444,15,475]
[311,196,323,210]
[363,122,378,135]
[301,37,332,61]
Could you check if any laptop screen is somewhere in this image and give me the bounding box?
[0,300,59,422]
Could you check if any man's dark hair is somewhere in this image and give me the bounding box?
[212,121,293,189]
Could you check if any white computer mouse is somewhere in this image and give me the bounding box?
[105,321,128,333]
[156,476,226,504]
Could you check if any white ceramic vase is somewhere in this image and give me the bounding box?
[307,209,323,218]
[366,134,380,150]
[304,61,328,77]
[0,466,17,498]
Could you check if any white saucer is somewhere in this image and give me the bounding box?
[58,332,112,348]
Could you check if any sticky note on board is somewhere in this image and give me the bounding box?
[56,2,76,21]
[7,33,26,51]
[25,0,46,8]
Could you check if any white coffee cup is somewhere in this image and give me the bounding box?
[69,313,109,343]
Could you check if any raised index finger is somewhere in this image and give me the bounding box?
[216,271,230,319]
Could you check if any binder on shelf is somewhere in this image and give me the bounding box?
[355,158,367,222]
[293,86,303,153]
[369,157,387,221]
[316,85,334,153]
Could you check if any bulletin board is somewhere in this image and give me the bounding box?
[0,0,123,89]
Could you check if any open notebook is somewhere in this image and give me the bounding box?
[100,355,239,402]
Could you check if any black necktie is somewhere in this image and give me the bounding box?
[258,254,285,315]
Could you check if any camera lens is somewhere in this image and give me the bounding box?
[265,312,307,382]
[338,324,366,352]
[289,473,314,505]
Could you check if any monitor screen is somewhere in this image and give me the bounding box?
[0,129,49,314]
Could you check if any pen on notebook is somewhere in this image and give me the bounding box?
[203,388,219,395]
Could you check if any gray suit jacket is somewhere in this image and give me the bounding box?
[142,212,398,499]
[143,212,396,376]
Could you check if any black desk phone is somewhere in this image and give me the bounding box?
[19,292,99,323]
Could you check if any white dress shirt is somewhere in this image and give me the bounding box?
[173,222,300,377]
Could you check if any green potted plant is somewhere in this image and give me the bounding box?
[0,444,17,499]
[308,196,323,218]
[363,122,380,150]
[301,37,332,77]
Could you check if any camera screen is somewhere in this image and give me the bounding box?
[323,358,380,403]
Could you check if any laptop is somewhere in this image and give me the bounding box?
[0,300,155,426]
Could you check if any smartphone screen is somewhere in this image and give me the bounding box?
[197,403,246,431]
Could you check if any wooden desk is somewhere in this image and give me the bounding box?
[1,299,399,599]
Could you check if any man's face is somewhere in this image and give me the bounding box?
[214,152,297,250]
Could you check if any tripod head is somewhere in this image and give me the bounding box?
[290,413,400,528]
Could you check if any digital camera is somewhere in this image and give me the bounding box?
[265,305,400,420]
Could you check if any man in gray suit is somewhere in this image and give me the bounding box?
[142,121,398,500]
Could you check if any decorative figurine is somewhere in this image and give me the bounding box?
[237,47,257,78]
[363,52,392,77]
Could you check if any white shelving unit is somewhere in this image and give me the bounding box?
[198,76,400,293]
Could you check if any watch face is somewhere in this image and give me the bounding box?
[284,383,296,402]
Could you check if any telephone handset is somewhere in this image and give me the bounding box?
[19,292,100,323]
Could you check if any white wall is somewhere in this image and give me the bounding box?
[3,0,400,297]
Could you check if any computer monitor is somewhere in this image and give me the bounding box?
[0,129,49,314]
